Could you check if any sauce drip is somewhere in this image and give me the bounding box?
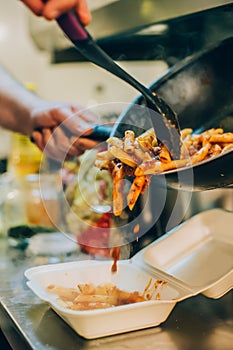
[110,246,120,273]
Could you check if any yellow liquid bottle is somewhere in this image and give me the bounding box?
[7,83,43,178]
[8,133,43,177]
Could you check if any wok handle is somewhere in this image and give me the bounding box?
[42,0,89,40]
[85,124,112,141]
[56,11,89,41]
[31,124,112,143]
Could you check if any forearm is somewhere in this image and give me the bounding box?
[0,66,44,135]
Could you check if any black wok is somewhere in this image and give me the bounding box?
[112,36,233,191]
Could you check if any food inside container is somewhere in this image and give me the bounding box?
[25,209,233,339]
[46,278,168,311]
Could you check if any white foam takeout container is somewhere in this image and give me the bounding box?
[25,209,233,339]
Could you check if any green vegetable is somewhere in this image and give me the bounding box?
[7,225,57,239]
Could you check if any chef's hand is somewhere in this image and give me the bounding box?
[30,102,99,161]
[0,66,98,162]
[20,0,91,25]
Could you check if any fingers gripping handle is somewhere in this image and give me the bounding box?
[57,12,89,41]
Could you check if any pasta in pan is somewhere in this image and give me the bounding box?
[95,127,233,216]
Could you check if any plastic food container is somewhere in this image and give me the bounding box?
[25,209,233,339]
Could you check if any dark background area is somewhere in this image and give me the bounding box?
[52,3,233,65]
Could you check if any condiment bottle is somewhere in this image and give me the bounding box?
[7,83,43,178]
[3,173,62,249]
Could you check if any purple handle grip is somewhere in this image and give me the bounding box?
[42,0,88,41]
[57,12,88,41]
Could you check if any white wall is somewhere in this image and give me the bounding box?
[0,0,168,114]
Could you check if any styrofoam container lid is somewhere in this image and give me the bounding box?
[135,208,233,299]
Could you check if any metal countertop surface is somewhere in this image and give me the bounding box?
[0,238,232,350]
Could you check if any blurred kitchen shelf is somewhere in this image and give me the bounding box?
[28,2,233,64]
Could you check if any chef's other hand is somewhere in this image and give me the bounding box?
[20,0,91,25]
[31,102,99,161]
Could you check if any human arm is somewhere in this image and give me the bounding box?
[0,65,98,160]
[20,0,91,25]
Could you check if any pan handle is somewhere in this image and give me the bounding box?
[84,124,112,141]
[56,11,89,41]
[30,124,112,143]
[42,0,89,41]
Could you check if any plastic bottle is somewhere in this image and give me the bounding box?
[0,127,11,174]
[7,83,43,178]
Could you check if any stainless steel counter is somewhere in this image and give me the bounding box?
[0,237,232,350]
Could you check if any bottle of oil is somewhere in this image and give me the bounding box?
[0,127,11,173]
[7,83,43,178]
